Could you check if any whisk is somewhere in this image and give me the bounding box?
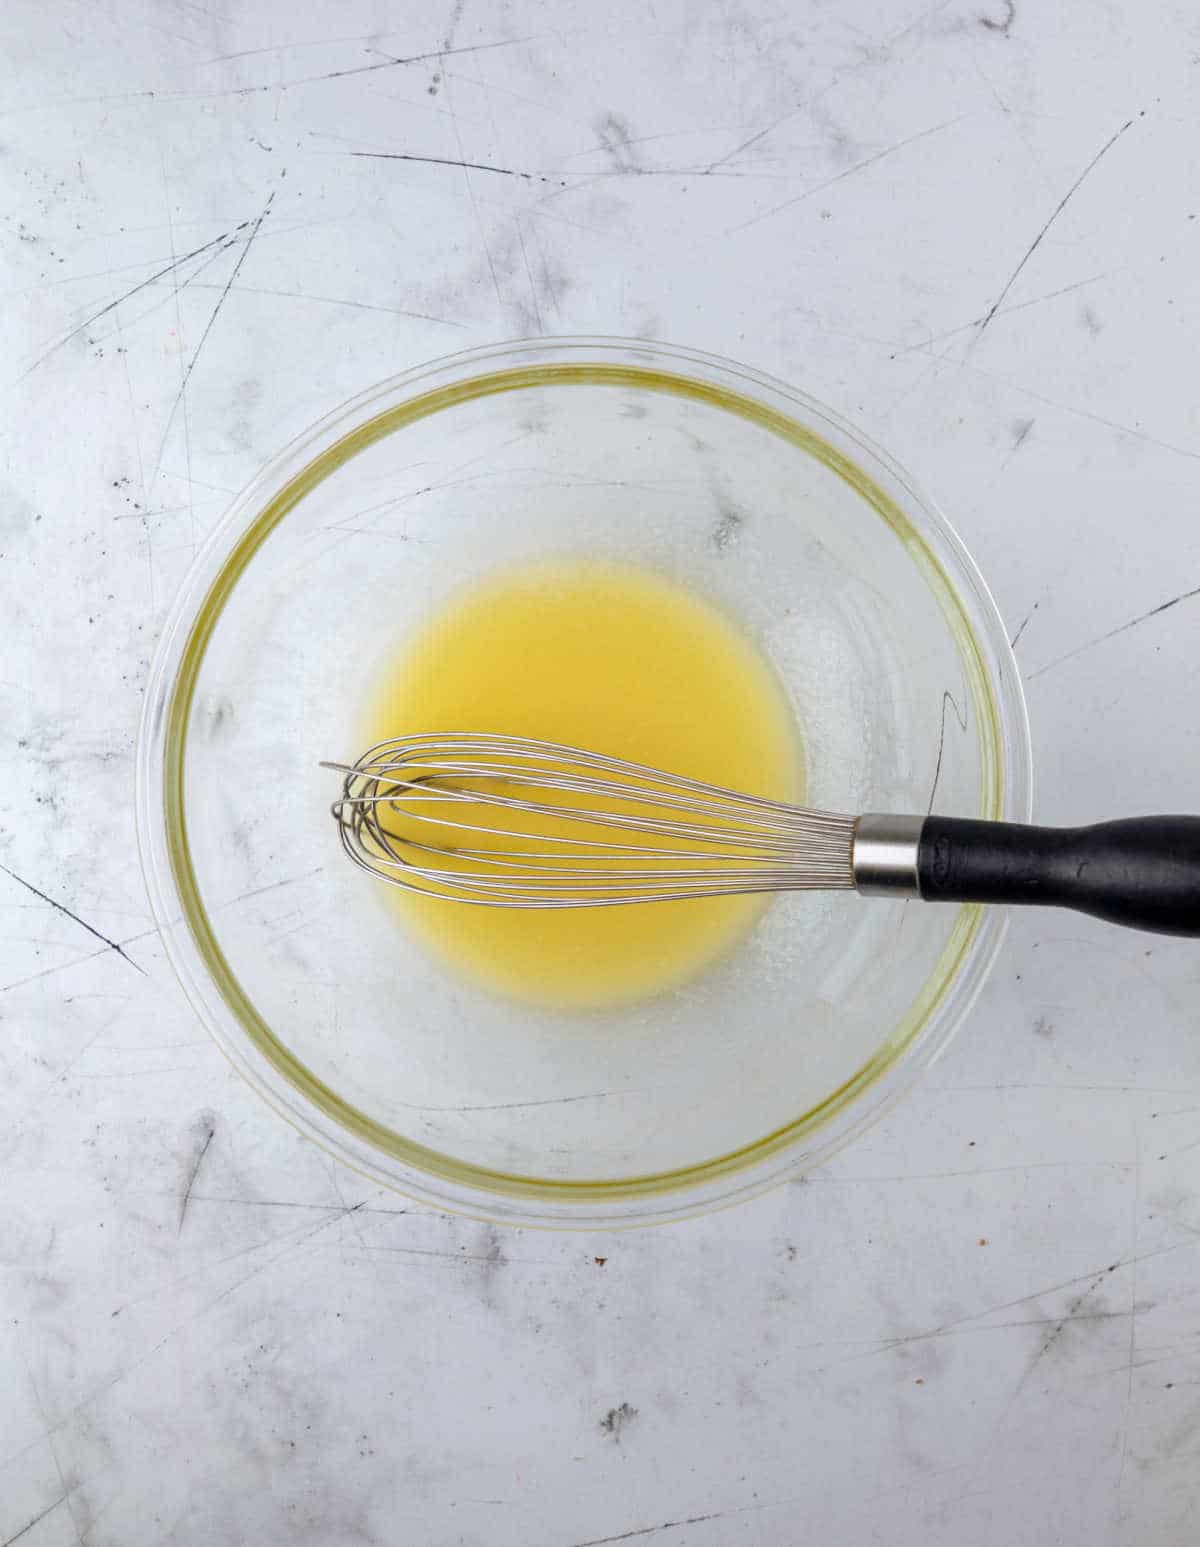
[323,734,1200,937]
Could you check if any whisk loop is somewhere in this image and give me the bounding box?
[322,733,857,908]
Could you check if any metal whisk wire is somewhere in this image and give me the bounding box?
[323,734,857,908]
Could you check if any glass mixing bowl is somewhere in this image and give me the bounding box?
[136,338,1031,1226]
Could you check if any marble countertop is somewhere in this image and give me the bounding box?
[3,2,1200,1543]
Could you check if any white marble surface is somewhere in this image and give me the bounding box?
[3,1,1200,1542]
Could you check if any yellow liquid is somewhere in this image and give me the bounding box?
[363,560,802,1009]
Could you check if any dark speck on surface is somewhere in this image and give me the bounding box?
[979,0,1016,34]
[599,1402,638,1443]
[595,112,640,172]
[711,500,745,551]
[475,1223,507,1306]
[207,699,234,738]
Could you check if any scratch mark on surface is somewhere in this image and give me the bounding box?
[40,997,134,1095]
[926,690,968,814]
[178,1116,217,1233]
[344,150,564,184]
[433,70,506,310]
[879,0,959,51]
[154,470,239,496]
[1027,582,1200,680]
[525,217,561,321]
[102,1211,377,1419]
[419,1089,628,1114]
[1116,1102,1143,1508]
[12,1342,82,1547]
[1010,600,1038,649]
[862,1309,1129,1359]
[320,429,533,541]
[441,62,591,136]
[77,1066,213,1081]
[15,223,249,381]
[938,1080,1200,1097]
[324,1156,376,1267]
[813,1158,1125,1184]
[703,90,832,174]
[151,188,276,489]
[0,865,145,974]
[728,116,964,235]
[2,945,121,994]
[351,1242,565,1269]
[916,338,1200,462]
[879,1249,1195,1363]
[1024,1265,1117,1376]
[1,1494,72,1547]
[890,274,1107,356]
[515,218,544,332]
[805,1279,1132,1377]
[943,1261,1124,1506]
[837,300,1200,464]
[162,162,197,559]
[223,867,325,906]
[189,36,539,95]
[85,233,246,352]
[198,32,438,65]
[1011,383,1199,461]
[342,1243,488,1264]
[64,1204,372,1429]
[976,116,1138,337]
[564,1498,810,1547]
[149,1193,399,1214]
[569,1514,725,1546]
[187,280,466,326]
[105,1195,415,1322]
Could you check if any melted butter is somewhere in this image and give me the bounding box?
[363,559,802,1009]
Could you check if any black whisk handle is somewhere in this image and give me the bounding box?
[917,816,1200,937]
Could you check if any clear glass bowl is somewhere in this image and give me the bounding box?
[136,339,1031,1226]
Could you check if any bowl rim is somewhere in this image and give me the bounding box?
[135,335,1033,1227]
